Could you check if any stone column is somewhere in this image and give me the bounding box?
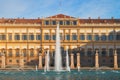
[114,50,118,69]
[39,53,43,69]
[45,53,47,67]
[95,50,99,69]
[1,53,5,68]
[77,53,80,68]
[70,53,75,69]
[19,51,24,68]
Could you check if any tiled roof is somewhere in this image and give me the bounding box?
[0,14,120,24]
[0,18,42,24]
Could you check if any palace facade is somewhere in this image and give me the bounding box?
[0,14,120,69]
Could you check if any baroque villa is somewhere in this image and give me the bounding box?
[0,14,120,69]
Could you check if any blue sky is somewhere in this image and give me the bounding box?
[0,0,120,18]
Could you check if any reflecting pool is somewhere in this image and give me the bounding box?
[0,70,120,80]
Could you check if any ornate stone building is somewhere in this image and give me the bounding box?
[0,14,120,68]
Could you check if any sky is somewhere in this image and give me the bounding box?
[0,0,120,19]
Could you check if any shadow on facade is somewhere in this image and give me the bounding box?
[42,30,120,68]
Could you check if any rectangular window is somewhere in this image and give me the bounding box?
[36,34,41,40]
[15,34,20,40]
[73,21,77,25]
[80,34,85,40]
[52,21,56,25]
[72,33,77,40]
[52,34,56,40]
[94,35,99,41]
[44,20,49,25]
[0,34,6,40]
[66,34,70,40]
[16,60,19,63]
[87,34,92,40]
[8,34,12,40]
[59,21,63,25]
[22,34,27,40]
[9,60,12,62]
[66,21,70,25]
[44,34,49,40]
[1,34,6,40]
[29,34,34,40]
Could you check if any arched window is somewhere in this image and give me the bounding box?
[109,48,113,56]
[95,48,99,54]
[87,48,92,57]
[101,34,107,41]
[117,48,120,56]
[36,48,40,56]
[80,48,85,56]
[108,33,114,40]
[116,32,120,40]
[8,49,12,57]
[30,49,34,57]
[23,49,27,57]
[101,48,107,57]
[16,49,20,57]
[94,34,99,41]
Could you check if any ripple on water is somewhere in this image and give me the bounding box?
[41,72,46,74]
[0,70,120,80]
[101,72,105,74]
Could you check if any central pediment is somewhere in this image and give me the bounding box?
[47,14,75,19]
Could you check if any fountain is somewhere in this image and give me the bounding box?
[66,49,70,72]
[77,66,80,71]
[55,23,62,72]
[35,65,38,71]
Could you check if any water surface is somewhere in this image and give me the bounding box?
[0,70,120,80]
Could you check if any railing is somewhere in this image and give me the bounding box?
[80,23,120,26]
[0,23,120,27]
